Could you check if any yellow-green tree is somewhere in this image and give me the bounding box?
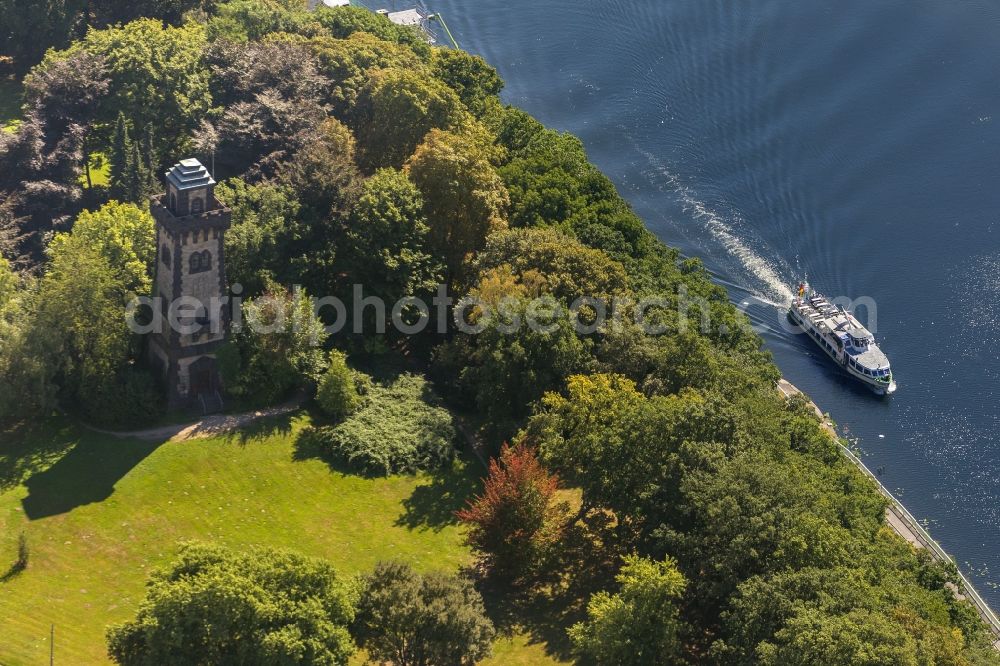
[307,32,423,119]
[569,555,687,666]
[49,201,155,296]
[356,68,466,171]
[406,129,509,282]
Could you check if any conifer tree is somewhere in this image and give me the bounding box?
[109,112,134,201]
[142,124,157,193]
[126,141,145,203]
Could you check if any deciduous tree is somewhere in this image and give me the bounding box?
[106,542,357,666]
[435,298,592,434]
[406,129,508,282]
[205,38,330,177]
[313,5,431,56]
[356,68,466,171]
[307,33,422,121]
[218,286,328,407]
[78,19,212,159]
[353,560,494,666]
[431,49,503,117]
[49,201,155,296]
[569,555,687,666]
[457,440,568,583]
[473,227,630,305]
[344,168,443,308]
[277,118,362,297]
[215,178,300,296]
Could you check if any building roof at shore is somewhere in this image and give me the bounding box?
[387,9,424,25]
[307,0,350,9]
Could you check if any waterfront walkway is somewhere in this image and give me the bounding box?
[778,379,1000,650]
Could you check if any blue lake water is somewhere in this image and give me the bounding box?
[430,0,1000,603]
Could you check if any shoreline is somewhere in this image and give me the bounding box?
[778,378,1000,650]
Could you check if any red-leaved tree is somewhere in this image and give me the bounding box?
[457,440,568,583]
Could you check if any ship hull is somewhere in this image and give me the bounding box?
[787,307,896,396]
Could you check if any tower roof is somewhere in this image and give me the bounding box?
[165,158,215,192]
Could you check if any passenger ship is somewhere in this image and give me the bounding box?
[788,284,896,396]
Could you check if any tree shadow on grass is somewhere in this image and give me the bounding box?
[475,512,626,663]
[0,560,26,583]
[0,418,81,493]
[224,410,297,446]
[290,422,384,479]
[395,457,482,532]
[20,432,161,521]
[478,580,584,663]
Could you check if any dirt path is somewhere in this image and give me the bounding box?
[81,398,304,443]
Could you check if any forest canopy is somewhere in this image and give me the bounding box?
[0,2,997,664]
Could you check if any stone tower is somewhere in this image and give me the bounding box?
[149,158,231,411]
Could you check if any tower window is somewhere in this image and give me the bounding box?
[162,244,171,268]
[189,250,212,274]
[191,197,204,215]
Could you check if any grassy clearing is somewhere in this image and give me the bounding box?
[0,413,568,665]
[0,78,22,133]
[81,152,111,188]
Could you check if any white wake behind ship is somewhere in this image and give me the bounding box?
[788,283,896,396]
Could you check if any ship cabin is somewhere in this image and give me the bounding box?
[845,326,874,350]
[841,325,892,381]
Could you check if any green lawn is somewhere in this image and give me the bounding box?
[0,413,568,665]
[0,78,22,133]
[81,152,111,188]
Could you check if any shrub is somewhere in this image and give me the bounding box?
[315,350,361,421]
[15,532,28,570]
[82,367,163,429]
[353,561,495,666]
[2,532,29,580]
[303,373,455,475]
